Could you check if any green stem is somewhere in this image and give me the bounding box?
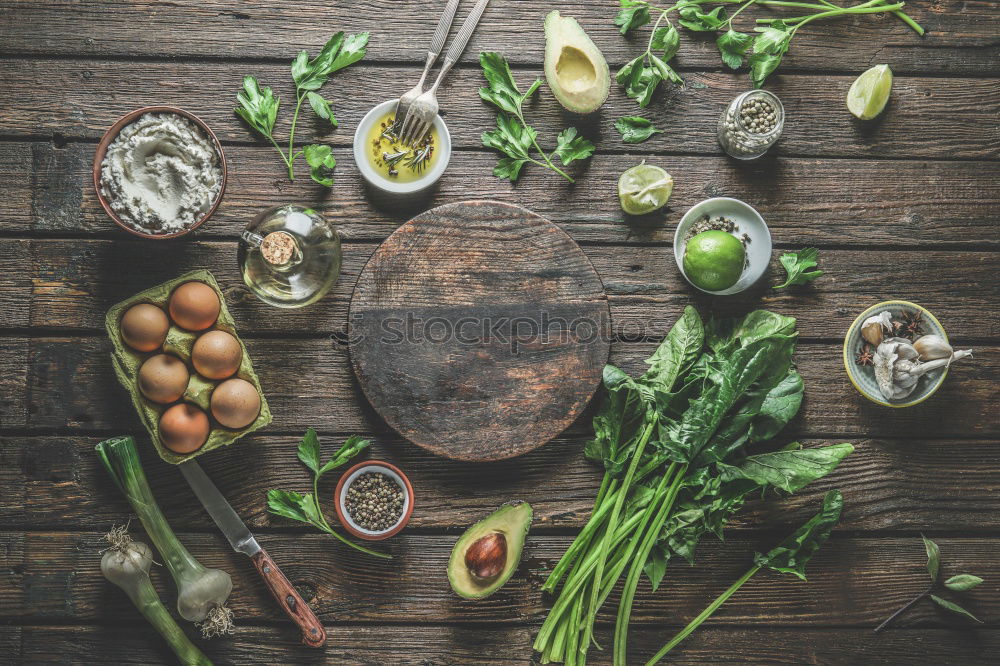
[129,576,213,666]
[645,565,761,665]
[891,9,925,35]
[612,464,688,666]
[578,417,657,657]
[267,136,292,170]
[287,90,306,180]
[725,0,759,26]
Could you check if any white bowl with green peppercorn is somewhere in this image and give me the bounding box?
[353,99,451,196]
[674,197,772,295]
[335,460,414,540]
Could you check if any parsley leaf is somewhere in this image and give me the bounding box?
[479,52,593,182]
[235,75,279,138]
[292,31,369,91]
[615,116,663,143]
[677,4,727,32]
[303,144,336,187]
[615,0,652,35]
[616,18,683,108]
[775,247,823,289]
[717,29,754,70]
[306,92,337,127]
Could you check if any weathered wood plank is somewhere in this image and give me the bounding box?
[5,239,999,339]
[4,142,999,247]
[0,338,28,428]
[3,433,999,533]
[2,531,996,626]
[6,624,999,665]
[2,61,997,159]
[0,1,995,75]
[16,337,999,436]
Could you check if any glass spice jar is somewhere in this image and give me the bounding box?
[717,90,785,160]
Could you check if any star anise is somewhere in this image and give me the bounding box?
[855,343,875,366]
[899,310,924,339]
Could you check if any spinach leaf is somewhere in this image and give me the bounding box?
[586,365,653,476]
[719,443,855,494]
[754,489,843,579]
[748,368,804,442]
[640,305,704,393]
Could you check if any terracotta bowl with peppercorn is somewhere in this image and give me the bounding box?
[335,461,414,540]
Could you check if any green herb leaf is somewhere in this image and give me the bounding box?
[552,127,596,166]
[754,489,843,580]
[717,29,754,70]
[235,75,280,138]
[775,248,823,289]
[720,443,854,494]
[640,305,704,391]
[677,4,728,32]
[945,574,985,591]
[615,116,663,144]
[479,51,538,114]
[753,22,792,54]
[296,428,322,474]
[266,488,311,523]
[651,23,681,60]
[306,92,338,127]
[303,144,336,187]
[292,32,369,91]
[748,369,804,442]
[616,54,678,108]
[923,534,941,582]
[482,113,537,182]
[643,544,669,591]
[930,595,983,623]
[319,435,371,474]
[614,0,652,35]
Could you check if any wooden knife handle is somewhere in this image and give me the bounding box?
[251,548,327,647]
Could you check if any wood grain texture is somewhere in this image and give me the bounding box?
[2,61,998,159]
[10,337,998,436]
[4,624,999,665]
[3,531,997,626]
[5,142,1000,247]
[4,239,999,340]
[349,201,610,461]
[0,0,996,75]
[3,434,999,533]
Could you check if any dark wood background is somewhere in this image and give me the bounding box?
[1,1,998,663]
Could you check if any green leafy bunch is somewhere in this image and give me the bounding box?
[534,307,856,665]
[874,534,985,631]
[267,429,389,559]
[478,52,595,183]
[776,247,823,288]
[613,0,924,99]
[235,32,369,186]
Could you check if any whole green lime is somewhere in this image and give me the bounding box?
[683,230,745,291]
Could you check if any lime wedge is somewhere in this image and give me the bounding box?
[847,64,893,120]
[618,163,673,215]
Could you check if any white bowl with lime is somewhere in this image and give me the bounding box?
[673,197,771,295]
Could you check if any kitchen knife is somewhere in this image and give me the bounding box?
[179,460,327,647]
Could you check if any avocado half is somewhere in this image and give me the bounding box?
[448,502,533,600]
[543,11,610,114]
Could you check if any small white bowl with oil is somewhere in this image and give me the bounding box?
[353,99,451,196]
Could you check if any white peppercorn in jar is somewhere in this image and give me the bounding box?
[717,90,784,160]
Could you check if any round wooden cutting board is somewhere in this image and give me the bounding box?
[348,201,611,461]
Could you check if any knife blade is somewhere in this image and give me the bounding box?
[179,460,327,647]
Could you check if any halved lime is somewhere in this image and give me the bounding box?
[683,230,745,291]
[847,64,893,120]
[618,163,673,215]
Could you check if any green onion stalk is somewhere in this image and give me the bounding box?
[97,436,235,635]
[100,526,213,666]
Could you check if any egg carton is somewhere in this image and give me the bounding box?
[105,269,272,464]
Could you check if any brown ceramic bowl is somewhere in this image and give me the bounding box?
[93,106,227,239]
[334,460,414,541]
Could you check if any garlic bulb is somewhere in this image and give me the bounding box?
[874,338,974,401]
[861,311,894,346]
[912,335,967,361]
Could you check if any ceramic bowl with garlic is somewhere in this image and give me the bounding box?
[844,300,973,408]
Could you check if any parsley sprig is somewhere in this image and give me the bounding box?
[479,52,595,183]
[235,32,369,186]
[614,0,923,97]
[775,247,823,288]
[267,429,389,559]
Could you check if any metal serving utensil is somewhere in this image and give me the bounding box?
[398,0,491,145]
[395,0,462,126]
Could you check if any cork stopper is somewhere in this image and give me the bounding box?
[261,231,296,266]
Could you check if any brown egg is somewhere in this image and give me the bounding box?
[211,378,261,429]
[191,330,242,379]
[159,403,210,454]
[121,303,170,352]
[137,354,189,404]
[168,281,220,331]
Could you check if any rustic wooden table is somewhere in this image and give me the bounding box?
[1,1,998,664]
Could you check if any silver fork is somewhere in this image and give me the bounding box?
[398,0,491,145]
[395,0,462,126]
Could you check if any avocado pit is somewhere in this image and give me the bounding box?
[465,532,507,582]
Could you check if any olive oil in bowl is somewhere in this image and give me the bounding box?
[366,112,440,184]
